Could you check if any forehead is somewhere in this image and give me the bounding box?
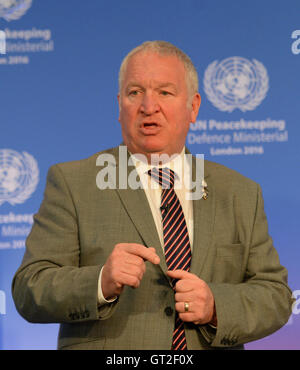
[122,52,187,88]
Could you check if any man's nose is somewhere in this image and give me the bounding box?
[140,92,160,115]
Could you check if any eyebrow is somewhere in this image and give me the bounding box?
[125,82,178,91]
[125,83,143,91]
[156,82,177,89]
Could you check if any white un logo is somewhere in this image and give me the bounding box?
[0,0,32,21]
[203,56,269,113]
[0,149,39,206]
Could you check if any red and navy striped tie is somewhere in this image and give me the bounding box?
[148,167,192,350]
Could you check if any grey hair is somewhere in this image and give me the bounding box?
[118,41,199,100]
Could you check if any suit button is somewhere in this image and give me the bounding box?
[221,337,229,345]
[74,312,80,320]
[80,310,90,319]
[231,338,238,345]
[164,307,174,316]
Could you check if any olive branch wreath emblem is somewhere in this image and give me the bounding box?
[0,150,39,206]
[0,0,32,22]
[203,58,269,113]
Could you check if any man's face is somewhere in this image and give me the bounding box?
[118,52,201,160]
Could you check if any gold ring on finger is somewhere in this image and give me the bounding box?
[184,302,189,312]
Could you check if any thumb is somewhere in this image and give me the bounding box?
[147,247,160,264]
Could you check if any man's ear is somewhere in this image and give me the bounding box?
[117,93,121,122]
[190,93,201,123]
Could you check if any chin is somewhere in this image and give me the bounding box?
[141,144,167,155]
[140,137,170,152]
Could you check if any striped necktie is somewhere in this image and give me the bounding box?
[148,167,192,350]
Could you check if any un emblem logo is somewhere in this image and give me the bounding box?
[0,149,39,206]
[203,57,269,112]
[0,0,32,21]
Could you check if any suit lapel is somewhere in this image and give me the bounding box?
[189,156,216,277]
[113,146,168,274]
[116,187,168,272]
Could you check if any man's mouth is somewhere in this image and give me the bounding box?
[142,122,159,128]
[140,122,161,135]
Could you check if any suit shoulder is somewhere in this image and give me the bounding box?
[49,146,119,175]
[204,159,259,193]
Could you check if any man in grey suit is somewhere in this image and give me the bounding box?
[12,41,293,350]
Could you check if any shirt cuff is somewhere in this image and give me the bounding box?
[97,266,118,306]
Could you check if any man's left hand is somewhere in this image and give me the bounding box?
[167,270,217,326]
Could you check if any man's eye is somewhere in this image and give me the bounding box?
[129,90,139,96]
[160,91,171,96]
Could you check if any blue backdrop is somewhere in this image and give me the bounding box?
[0,0,299,350]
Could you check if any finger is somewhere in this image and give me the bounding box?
[120,263,145,281]
[178,312,200,323]
[148,247,157,257]
[167,269,197,280]
[123,243,160,265]
[118,271,142,289]
[174,278,197,293]
[124,253,146,272]
[174,291,194,302]
[175,301,193,313]
[144,247,160,265]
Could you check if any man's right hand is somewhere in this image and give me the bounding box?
[101,243,160,300]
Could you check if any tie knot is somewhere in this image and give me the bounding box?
[148,167,175,189]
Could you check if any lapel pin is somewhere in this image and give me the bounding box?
[202,180,208,200]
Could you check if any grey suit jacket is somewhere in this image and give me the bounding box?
[12,146,293,350]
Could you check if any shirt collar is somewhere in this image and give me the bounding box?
[130,148,190,184]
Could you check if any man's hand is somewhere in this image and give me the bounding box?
[167,270,217,326]
[101,243,160,300]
